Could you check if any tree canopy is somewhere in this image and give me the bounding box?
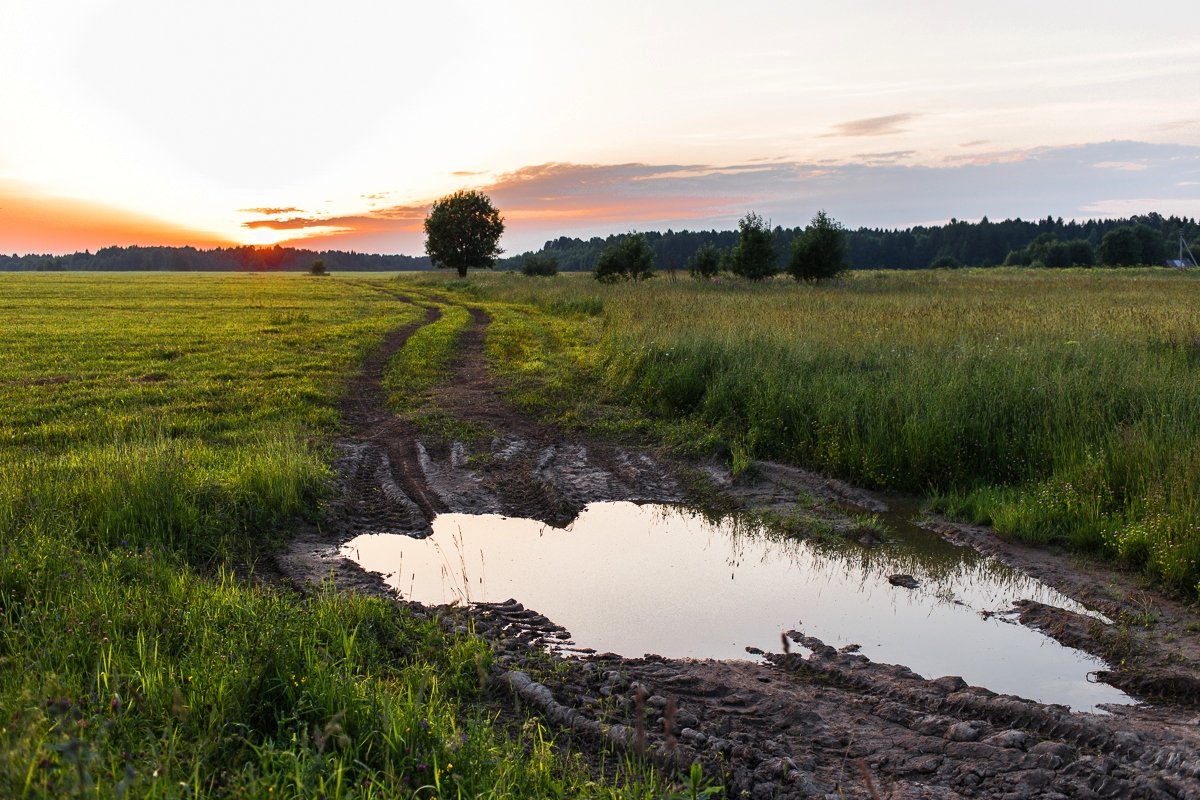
[687,242,722,279]
[498,212,1199,273]
[1096,224,1165,266]
[730,212,777,280]
[788,210,847,282]
[423,190,505,278]
[521,252,559,277]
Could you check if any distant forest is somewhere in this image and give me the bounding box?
[501,212,1200,272]
[0,245,431,272]
[3,213,1198,272]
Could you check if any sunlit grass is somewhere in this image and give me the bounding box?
[0,273,670,798]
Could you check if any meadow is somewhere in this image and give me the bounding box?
[450,268,1200,601]
[0,274,667,798]
[6,266,1200,797]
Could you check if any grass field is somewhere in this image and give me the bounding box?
[6,266,1200,796]
[0,274,667,798]
[447,268,1200,601]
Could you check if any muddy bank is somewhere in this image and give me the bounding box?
[474,598,1200,798]
[276,303,1200,798]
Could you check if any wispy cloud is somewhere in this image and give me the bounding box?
[1093,161,1147,171]
[239,206,300,215]
[823,113,920,138]
[941,148,1034,166]
[243,216,339,230]
[1153,118,1200,132]
[1081,197,1200,218]
[853,150,917,165]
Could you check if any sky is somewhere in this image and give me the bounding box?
[2,0,1198,256]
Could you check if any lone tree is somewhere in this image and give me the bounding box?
[594,233,655,282]
[789,210,847,282]
[424,190,505,278]
[730,212,778,280]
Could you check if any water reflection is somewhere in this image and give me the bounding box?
[343,501,1131,711]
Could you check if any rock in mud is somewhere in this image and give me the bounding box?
[945,721,984,742]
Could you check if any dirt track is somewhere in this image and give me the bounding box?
[276,301,1200,798]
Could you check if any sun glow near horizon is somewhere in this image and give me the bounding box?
[2,1,1198,256]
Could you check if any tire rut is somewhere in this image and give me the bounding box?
[332,300,445,536]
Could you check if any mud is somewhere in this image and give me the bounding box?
[276,301,1200,798]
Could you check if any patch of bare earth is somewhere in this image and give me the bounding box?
[276,305,1200,799]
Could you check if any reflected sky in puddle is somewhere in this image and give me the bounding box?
[343,501,1132,711]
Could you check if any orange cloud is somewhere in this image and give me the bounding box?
[266,163,747,252]
[823,113,921,138]
[261,161,807,252]
[0,181,230,254]
[239,206,301,215]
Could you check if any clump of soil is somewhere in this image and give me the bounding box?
[277,304,1200,798]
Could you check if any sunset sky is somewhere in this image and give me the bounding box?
[2,0,1198,255]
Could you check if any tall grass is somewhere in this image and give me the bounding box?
[453,269,1200,599]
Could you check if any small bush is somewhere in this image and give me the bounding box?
[521,253,559,276]
[309,259,327,276]
[688,243,723,279]
[730,212,778,280]
[594,233,655,282]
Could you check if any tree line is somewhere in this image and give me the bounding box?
[0,245,432,272]
[516,211,848,283]
[5,212,1197,273]
[501,212,1200,272]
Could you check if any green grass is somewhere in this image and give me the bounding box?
[435,268,1200,600]
[383,303,473,412]
[0,273,669,798]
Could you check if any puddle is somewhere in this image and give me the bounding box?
[343,501,1132,711]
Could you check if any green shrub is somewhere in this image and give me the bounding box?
[788,210,847,282]
[729,212,777,280]
[687,243,723,279]
[521,253,559,276]
[594,233,655,282]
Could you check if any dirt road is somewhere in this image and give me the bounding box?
[276,301,1200,798]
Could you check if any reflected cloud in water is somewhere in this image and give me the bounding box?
[344,502,1130,711]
